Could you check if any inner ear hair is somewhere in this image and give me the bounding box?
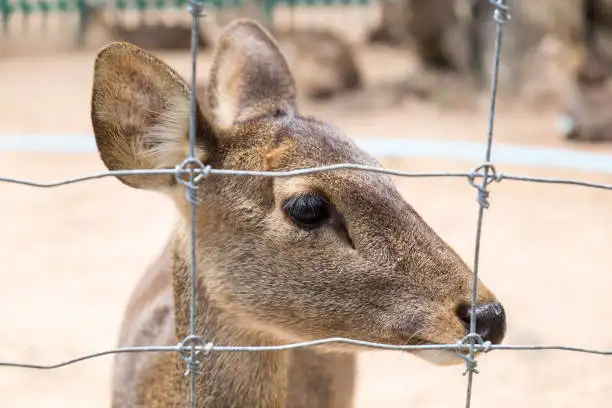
[91,41,214,191]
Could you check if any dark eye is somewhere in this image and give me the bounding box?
[282,193,331,230]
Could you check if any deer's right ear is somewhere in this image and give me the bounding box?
[205,19,297,128]
[90,42,216,191]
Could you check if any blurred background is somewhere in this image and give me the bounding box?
[2,0,612,407]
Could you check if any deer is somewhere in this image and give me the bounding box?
[90,18,507,408]
[560,0,612,142]
[561,50,612,142]
[275,26,363,101]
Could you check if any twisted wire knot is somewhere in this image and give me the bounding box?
[175,158,211,205]
[455,333,491,375]
[178,335,213,376]
[184,358,202,376]
[188,0,205,17]
[489,0,510,24]
[468,163,501,208]
[463,358,479,375]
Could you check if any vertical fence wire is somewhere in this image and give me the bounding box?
[186,1,204,407]
[463,1,509,407]
[164,0,210,406]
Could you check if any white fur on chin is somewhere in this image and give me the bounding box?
[412,349,468,366]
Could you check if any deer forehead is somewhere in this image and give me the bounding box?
[224,114,379,168]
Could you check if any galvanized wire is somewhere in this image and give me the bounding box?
[2,340,612,371]
[185,0,205,406]
[463,1,510,407]
[2,0,612,407]
[2,167,611,191]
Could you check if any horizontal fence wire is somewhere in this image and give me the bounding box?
[2,340,612,371]
[1,166,612,190]
[3,0,612,407]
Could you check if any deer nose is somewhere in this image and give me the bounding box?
[456,302,506,344]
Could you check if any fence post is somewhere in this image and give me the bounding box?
[0,0,12,35]
[39,0,50,31]
[18,0,33,32]
[76,0,93,48]
[254,0,275,30]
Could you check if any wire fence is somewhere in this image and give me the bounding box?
[2,0,612,407]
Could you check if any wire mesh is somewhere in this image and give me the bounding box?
[2,0,612,407]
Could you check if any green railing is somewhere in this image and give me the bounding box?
[1,0,371,44]
[0,0,244,29]
[1,0,370,19]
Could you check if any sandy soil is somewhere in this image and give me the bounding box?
[2,10,612,408]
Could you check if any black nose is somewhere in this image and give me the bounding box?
[456,302,506,344]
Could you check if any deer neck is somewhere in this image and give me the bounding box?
[169,236,289,408]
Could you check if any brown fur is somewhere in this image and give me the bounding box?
[90,18,505,407]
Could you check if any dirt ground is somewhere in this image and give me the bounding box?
[2,8,612,408]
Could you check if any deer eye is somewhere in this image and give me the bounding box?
[282,193,331,230]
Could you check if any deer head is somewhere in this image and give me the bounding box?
[561,51,612,142]
[90,19,505,365]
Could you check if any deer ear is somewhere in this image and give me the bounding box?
[90,42,216,191]
[206,19,297,128]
